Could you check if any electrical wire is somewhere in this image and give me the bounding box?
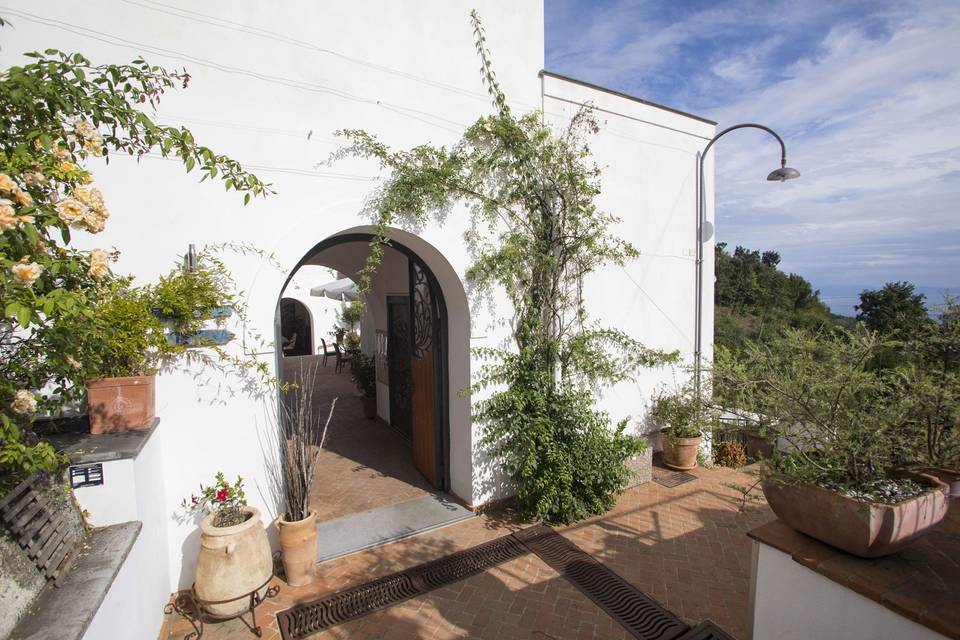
[0,6,466,134]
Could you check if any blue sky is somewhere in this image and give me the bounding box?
[546,0,960,315]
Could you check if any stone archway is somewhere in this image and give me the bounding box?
[277,226,472,504]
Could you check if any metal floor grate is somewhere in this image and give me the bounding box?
[278,525,730,640]
[277,534,527,639]
[517,526,690,640]
[653,467,698,488]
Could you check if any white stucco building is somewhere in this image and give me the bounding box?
[0,1,714,633]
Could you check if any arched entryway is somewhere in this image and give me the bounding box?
[279,297,313,357]
[276,227,472,514]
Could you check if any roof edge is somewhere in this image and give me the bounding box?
[539,70,718,126]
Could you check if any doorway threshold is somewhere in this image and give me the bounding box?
[315,493,474,564]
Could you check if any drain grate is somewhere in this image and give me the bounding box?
[277,534,527,639]
[676,620,737,640]
[277,525,727,640]
[517,526,690,640]
[653,468,698,488]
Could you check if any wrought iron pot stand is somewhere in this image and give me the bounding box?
[164,576,280,639]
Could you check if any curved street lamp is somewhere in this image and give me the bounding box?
[693,123,799,400]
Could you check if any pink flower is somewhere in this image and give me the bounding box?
[215,488,228,502]
[191,495,198,505]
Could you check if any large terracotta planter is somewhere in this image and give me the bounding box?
[277,510,317,587]
[917,467,960,499]
[661,433,702,471]
[761,475,950,558]
[195,507,273,618]
[85,375,155,434]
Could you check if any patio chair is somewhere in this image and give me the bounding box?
[318,338,337,366]
[334,342,353,374]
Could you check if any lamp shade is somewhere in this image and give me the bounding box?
[767,166,801,182]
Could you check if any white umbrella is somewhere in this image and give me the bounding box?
[309,277,359,301]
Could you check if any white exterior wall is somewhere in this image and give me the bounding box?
[0,0,544,597]
[2,0,713,614]
[750,542,947,640]
[71,431,170,640]
[540,75,716,443]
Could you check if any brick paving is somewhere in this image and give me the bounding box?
[160,465,773,640]
[281,355,433,522]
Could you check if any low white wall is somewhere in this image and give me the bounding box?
[750,541,947,640]
[71,430,171,640]
[82,525,151,640]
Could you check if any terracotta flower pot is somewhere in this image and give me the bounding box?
[85,375,156,434]
[277,510,318,587]
[761,475,950,558]
[360,396,376,419]
[742,430,774,459]
[195,507,273,618]
[661,433,702,471]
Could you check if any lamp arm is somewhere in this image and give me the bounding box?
[700,123,787,169]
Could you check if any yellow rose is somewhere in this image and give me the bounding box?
[56,197,87,225]
[60,161,77,172]
[23,172,47,186]
[0,173,15,192]
[88,248,110,279]
[82,208,106,233]
[13,189,32,206]
[74,187,105,213]
[0,202,16,230]
[12,390,37,415]
[74,120,94,139]
[11,261,43,287]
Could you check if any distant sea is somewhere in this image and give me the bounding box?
[817,284,956,318]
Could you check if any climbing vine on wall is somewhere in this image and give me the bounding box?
[334,11,678,523]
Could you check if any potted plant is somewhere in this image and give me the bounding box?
[901,301,960,498]
[181,473,272,617]
[263,361,335,586]
[351,354,377,419]
[649,382,715,471]
[77,282,169,434]
[715,328,950,557]
[148,250,237,347]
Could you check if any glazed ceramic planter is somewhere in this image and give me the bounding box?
[85,375,155,434]
[661,433,702,471]
[360,396,376,419]
[277,510,318,587]
[761,475,950,558]
[195,507,273,618]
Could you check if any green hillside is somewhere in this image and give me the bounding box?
[714,243,851,354]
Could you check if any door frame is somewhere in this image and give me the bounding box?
[278,233,451,493]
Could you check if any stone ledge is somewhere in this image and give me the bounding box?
[749,506,960,640]
[10,521,142,640]
[43,418,160,464]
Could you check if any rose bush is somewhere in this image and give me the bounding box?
[1,39,270,492]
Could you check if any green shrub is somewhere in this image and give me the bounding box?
[350,354,377,399]
[714,327,912,491]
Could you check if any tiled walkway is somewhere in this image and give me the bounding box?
[160,465,773,640]
[281,355,434,522]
